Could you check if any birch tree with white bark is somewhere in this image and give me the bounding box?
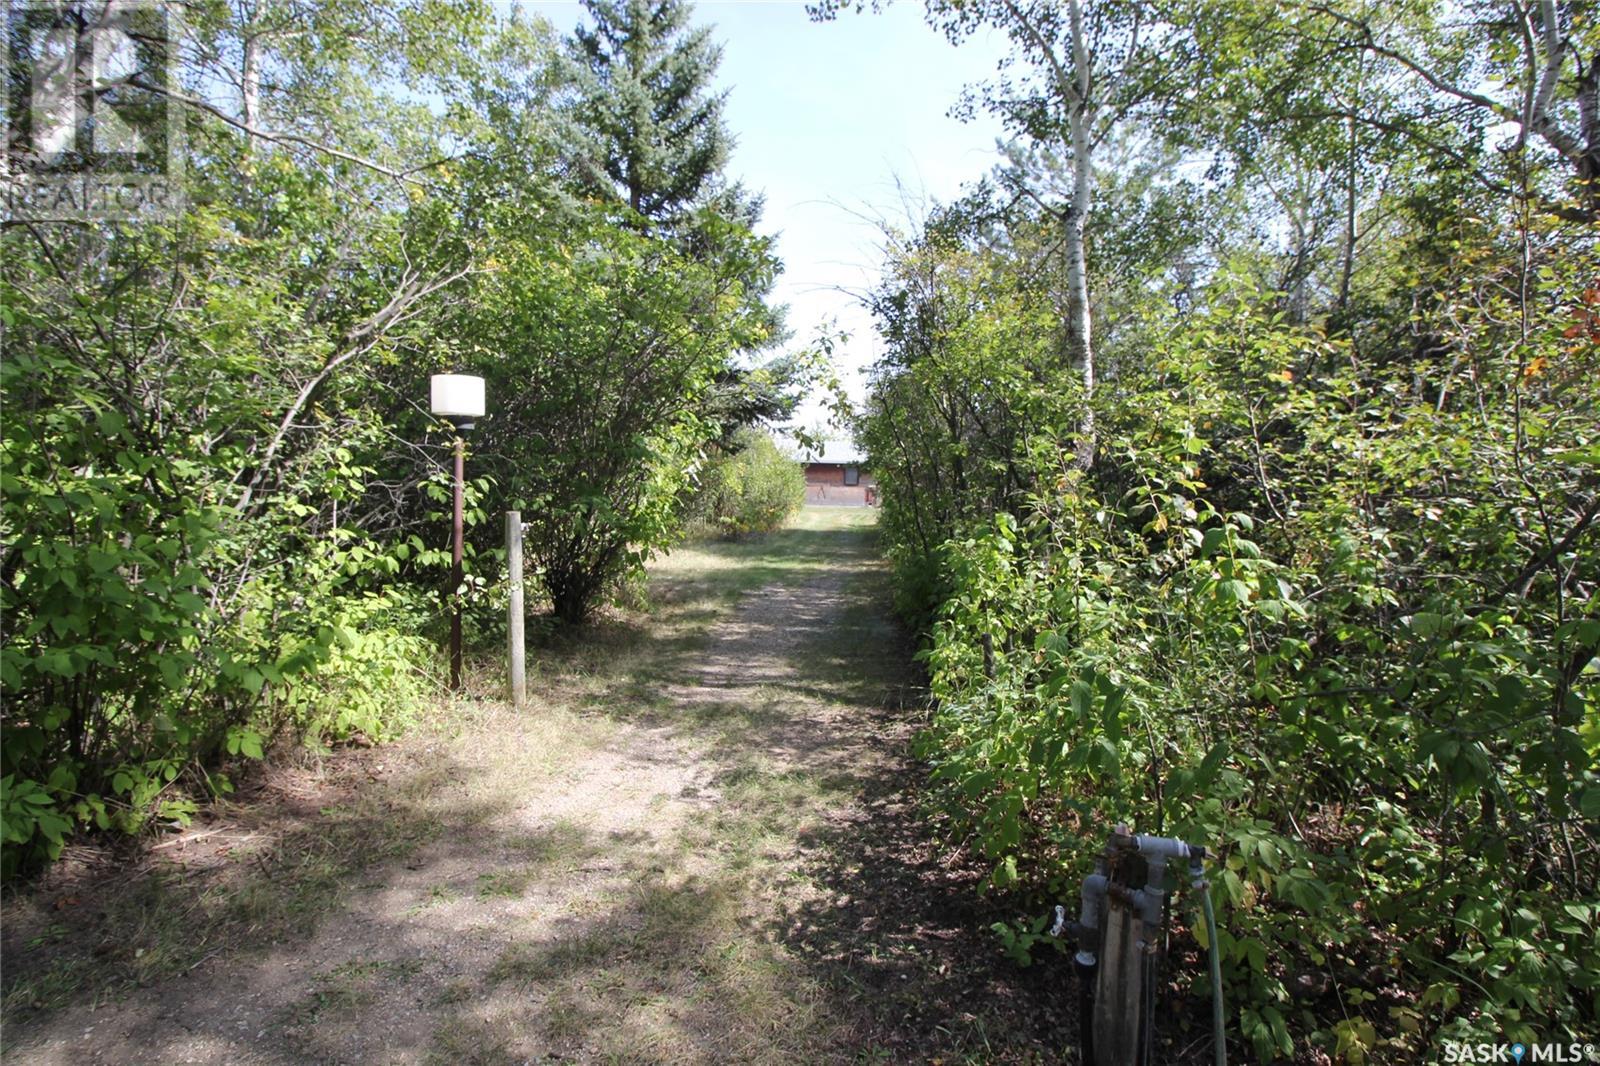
[813,0,1199,468]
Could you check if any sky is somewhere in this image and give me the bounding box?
[527,0,1014,443]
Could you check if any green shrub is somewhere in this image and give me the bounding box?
[688,430,806,537]
[457,205,781,624]
[866,229,1600,1058]
[0,267,448,876]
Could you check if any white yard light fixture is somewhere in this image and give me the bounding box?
[430,374,486,690]
[430,374,485,430]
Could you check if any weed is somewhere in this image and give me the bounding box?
[475,869,532,899]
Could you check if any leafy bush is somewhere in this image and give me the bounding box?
[444,204,779,624]
[864,210,1600,1059]
[0,138,465,873]
[688,430,806,536]
[0,336,439,873]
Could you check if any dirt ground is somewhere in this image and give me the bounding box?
[1,508,1075,1064]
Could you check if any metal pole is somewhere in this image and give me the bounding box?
[450,435,464,690]
[506,510,526,708]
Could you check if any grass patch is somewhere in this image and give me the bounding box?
[652,506,880,605]
[285,957,425,1027]
[0,706,513,1026]
[475,868,534,899]
[426,1018,522,1066]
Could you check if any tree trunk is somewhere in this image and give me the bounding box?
[1337,58,1363,313]
[242,27,261,157]
[1064,0,1096,469]
[549,566,597,625]
[1576,50,1598,213]
[996,0,1097,465]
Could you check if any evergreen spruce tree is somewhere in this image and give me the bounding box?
[562,0,731,221]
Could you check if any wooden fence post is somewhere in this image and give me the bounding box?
[506,510,526,709]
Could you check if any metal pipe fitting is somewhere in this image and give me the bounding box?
[1075,870,1109,966]
[1134,833,1193,861]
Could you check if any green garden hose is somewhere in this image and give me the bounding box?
[1201,883,1227,1066]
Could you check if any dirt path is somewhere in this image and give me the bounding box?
[3,508,1070,1064]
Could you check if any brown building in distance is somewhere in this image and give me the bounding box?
[801,444,876,506]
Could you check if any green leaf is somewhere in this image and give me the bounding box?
[158,655,188,691]
[1195,740,1228,787]
[1069,679,1094,719]
[34,649,79,678]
